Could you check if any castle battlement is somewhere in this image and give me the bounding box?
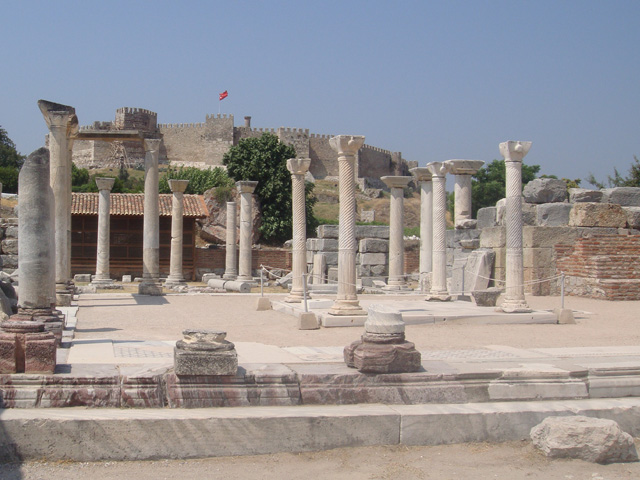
[116,107,157,117]
[206,113,234,120]
[250,127,277,134]
[158,122,207,129]
[79,121,113,131]
[361,144,392,155]
[309,133,335,139]
[278,127,310,135]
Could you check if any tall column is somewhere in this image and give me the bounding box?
[445,159,485,228]
[410,167,433,292]
[381,176,412,290]
[91,177,115,286]
[38,100,78,306]
[285,158,311,303]
[223,201,238,280]
[164,179,190,287]
[328,135,366,316]
[425,161,451,301]
[498,140,533,313]
[139,139,163,295]
[236,181,258,283]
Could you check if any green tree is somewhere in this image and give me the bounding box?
[158,166,234,195]
[223,133,318,243]
[471,159,541,217]
[586,156,640,189]
[0,126,25,193]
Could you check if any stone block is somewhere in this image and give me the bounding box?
[472,288,502,306]
[623,207,640,229]
[359,238,388,253]
[0,255,18,270]
[316,225,339,239]
[323,252,338,266]
[370,264,387,276]
[569,188,603,203]
[298,312,319,330]
[0,335,16,374]
[464,249,495,292]
[602,187,640,206]
[355,225,389,240]
[122,275,132,283]
[307,238,339,252]
[479,227,506,248]
[256,297,271,311]
[24,334,56,374]
[523,226,580,248]
[0,239,17,255]
[4,226,18,239]
[358,253,387,266]
[536,203,572,226]
[523,247,554,269]
[476,207,497,229]
[569,203,628,228]
[74,274,92,283]
[447,229,481,248]
[523,178,568,204]
[522,203,538,226]
[174,347,238,376]
[328,267,338,283]
[357,265,371,277]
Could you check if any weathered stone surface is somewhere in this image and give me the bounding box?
[359,238,388,253]
[455,219,477,230]
[522,203,537,226]
[344,340,422,374]
[357,253,387,265]
[318,225,390,240]
[317,225,339,239]
[569,203,628,228]
[307,238,338,252]
[523,178,568,204]
[623,207,640,229]
[523,226,581,248]
[174,329,238,376]
[364,304,404,334]
[536,203,573,226]
[1,238,17,255]
[602,187,640,207]
[480,227,506,248]
[74,274,92,283]
[569,188,603,203]
[476,207,497,229]
[298,312,319,330]
[465,249,495,292]
[531,416,638,464]
[472,288,502,307]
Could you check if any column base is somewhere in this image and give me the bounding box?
[222,273,238,281]
[236,275,256,285]
[425,292,452,302]
[284,291,308,303]
[382,284,411,292]
[164,276,187,287]
[497,300,532,313]
[138,281,164,296]
[328,300,366,317]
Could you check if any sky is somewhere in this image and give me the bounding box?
[1,0,639,187]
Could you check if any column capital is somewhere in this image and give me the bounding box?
[426,161,450,178]
[236,180,258,194]
[95,177,115,192]
[410,167,432,182]
[143,138,162,154]
[329,135,365,156]
[444,159,484,175]
[286,158,311,176]
[37,99,78,134]
[499,141,532,163]
[168,179,189,194]
[381,176,412,189]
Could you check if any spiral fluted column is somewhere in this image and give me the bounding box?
[425,161,451,301]
[410,167,433,292]
[285,158,311,303]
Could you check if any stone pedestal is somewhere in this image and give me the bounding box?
[498,141,533,313]
[91,177,116,287]
[425,161,451,301]
[445,159,485,228]
[0,321,56,374]
[328,135,367,316]
[165,179,190,288]
[223,201,238,280]
[139,139,163,295]
[38,100,78,305]
[344,304,421,373]
[410,167,433,292]
[174,330,238,376]
[285,158,311,303]
[236,181,258,283]
[381,176,412,290]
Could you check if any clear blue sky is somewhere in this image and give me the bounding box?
[2,0,639,186]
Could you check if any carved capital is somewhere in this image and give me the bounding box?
[168,179,189,194]
[236,180,258,194]
[95,177,115,192]
[410,167,432,183]
[425,161,450,178]
[38,99,78,136]
[143,138,162,154]
[381,176,412,190]
[329,135,365,157]
[286,158,311,176]
[499,141,532,163]
[444,159,485,175]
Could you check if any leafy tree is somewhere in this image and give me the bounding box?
[586,156,640,189]
[223,133,318,243]
[471,159,540,217]
[159,166,234,195]
[0,126,25,193]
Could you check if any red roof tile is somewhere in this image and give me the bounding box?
[71,193,209,217]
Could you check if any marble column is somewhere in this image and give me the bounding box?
[38,100,78,305]
[328,135,366,316]
[91,177,116,286]
[223,201,238,280]
[425,161,451,301]
[498,141,533,313]
[164,179,190,287]
[381,176,412,290]
[410,167,433,292]
[445,159,485,228]
[139,139,163,295]
[236,181,258,283]
[285,158,311,303]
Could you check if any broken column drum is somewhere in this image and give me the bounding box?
[236,181,258,283]
[425,161,451,301]
[285,158,312,303]
[223,201,238,280]
[499,140,533,313]
[91,177,116,285]
[138,139,163,295]
[328,135,367,316]
[381,176,412,290]
[445,159,485,228]
[165,179,190,287]
[410,167,433,292]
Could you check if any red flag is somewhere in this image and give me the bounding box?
[219,90,228,101]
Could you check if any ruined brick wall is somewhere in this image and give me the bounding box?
[555,234,640,300]
[194,246,291,279]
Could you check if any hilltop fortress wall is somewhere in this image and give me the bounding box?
[73,108,416,181]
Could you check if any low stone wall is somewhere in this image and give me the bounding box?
[194,246,291,280]
[0,218,18,275]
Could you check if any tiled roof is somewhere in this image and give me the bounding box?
[72,193,209,217]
